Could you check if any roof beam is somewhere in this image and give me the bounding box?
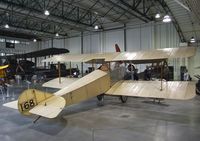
[105,0,148,23]
[0,0,93,28]
[157,0,186,42]
[118,0,153,21]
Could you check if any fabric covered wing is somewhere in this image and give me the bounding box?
[42,47,196,64]
[106,81,196,100]
[42,77,79,89]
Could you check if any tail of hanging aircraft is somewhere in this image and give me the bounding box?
[115,44,121,52]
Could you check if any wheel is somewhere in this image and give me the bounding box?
[97,94,104,101]
[97,94,104,106]
[120,96,128,103]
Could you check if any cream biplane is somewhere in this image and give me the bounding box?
[3,46,197,121]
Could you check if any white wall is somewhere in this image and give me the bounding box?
[83,33,101,53]
[127,25,153,51]
[0,40,37,54]
[154,23,180,49]
[103,30,124,52]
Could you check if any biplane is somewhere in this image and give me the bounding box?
[3,46,197,121]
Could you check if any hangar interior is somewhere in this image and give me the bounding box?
[0,0,200,141]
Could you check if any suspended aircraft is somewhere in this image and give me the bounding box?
[0,48,70,80]
[3,46,197,122]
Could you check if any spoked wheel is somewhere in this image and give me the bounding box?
[97,94,104,106]
[120,96,128,103]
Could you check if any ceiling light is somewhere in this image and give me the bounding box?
[4,24,9,29]
[94,11,98,15]
[56,33,59,37]
[155,13,161,19]
[94,25,99,30]
[163,15,171,23]
[190,37,195,43]
[44,10,50,16]
[33,39,37,42]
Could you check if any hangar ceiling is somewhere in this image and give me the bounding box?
[0,0,199,43]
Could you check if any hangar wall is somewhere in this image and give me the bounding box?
[34,22,199,80]
[0,40,37,54]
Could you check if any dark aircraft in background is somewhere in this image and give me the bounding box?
[1,48,79,80]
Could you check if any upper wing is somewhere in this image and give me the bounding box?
[111,47,196,63]
[42,47,196,64]
[42,52,119,63]
[105,80,196,100]
[42,77,79,89]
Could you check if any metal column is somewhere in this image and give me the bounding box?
[81,32,84,76]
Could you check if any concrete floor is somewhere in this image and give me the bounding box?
[1,84,200,141]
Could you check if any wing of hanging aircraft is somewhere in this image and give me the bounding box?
[0,64,9,70]
[3,46,197,119]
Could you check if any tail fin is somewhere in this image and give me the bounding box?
[115,44,121,52]
[114,44,123,65]
[17,89,65,118]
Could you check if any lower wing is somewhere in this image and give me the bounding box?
[106,80,196,100]
[42,77,79,89]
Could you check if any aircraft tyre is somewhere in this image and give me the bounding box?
[120,96,128,103]
[97,94,104,101]
[97,94,104,106]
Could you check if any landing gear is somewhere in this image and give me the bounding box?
[97,94,104,106]
[196,88,200,95]
[97,94,104,101]
[152,98,164,104]
[120,96,128,103]
[194,75,200,95]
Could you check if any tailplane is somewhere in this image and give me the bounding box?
[4,89,65,118]
[18,89,65,118]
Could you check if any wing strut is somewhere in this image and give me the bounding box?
[160,60,169,91]
[58,62,61,84]
[69,61,72,76]
[160,61,163,91]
